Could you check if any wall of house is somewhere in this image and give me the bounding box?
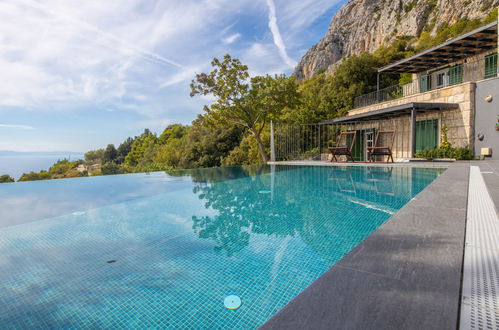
[349,82,476,154]
[346,108,469,161]
[475,77,499,160]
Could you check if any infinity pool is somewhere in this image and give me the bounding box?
[0,165,443,328]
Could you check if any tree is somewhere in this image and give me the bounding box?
[159,124,188,144]
[0,174,14,183]
[116,137,134,164]
[101,162,122,175]
[84,149,105,164]
[103,144,117,163]
[190,54,299,163]
[125,129,158,168]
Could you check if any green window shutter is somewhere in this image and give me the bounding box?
[416,119,438,153]
[485,53,498,79]
[449,64,463,85]
[420,74,430,92]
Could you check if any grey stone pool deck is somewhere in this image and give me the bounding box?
[261,161,499,330]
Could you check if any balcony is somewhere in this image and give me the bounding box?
[354,55,498,109]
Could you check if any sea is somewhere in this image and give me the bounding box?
[0,151,85,180]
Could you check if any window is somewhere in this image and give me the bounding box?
[485,53,498,79]
[436,72,447,88]
[449,64,463,85]
[416,119,439,153]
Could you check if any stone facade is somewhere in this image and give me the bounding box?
[346,82,476,159]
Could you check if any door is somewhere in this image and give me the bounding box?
[351,130,365,161]
[365,130,375,161]
[415,119,439,153]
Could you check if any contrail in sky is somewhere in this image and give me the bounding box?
[0,124,35,130]
[14,0,185,69]
[265,0,297,68]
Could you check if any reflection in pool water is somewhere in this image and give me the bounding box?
[0,165,443,328]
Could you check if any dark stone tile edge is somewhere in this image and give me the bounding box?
[261,162,470,330]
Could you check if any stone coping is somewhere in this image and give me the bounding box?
[261,162,470,330]
[268,160,451,168]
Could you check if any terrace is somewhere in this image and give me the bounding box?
[354,21,498,109]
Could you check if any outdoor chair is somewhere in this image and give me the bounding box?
[328,131,356,162]
[367,130,396,163]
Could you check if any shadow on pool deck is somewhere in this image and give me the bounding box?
[261,162,470,330]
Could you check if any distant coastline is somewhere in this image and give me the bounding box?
[0,151,85,180]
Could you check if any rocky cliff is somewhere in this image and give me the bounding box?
[295,0,499,80]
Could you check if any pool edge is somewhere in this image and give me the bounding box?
[261,162,470,330]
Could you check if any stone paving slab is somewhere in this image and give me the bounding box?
[261,162,469,330]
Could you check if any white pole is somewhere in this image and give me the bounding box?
[270,120,276,162]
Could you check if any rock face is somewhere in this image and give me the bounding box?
[295,0,499,80]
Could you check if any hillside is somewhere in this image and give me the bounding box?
[295,0,499,80]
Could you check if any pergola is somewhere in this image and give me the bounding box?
[378,21,498,75]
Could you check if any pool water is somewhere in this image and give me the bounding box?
[0,165,443,328]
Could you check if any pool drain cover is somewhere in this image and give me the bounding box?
[224,295,241,310]
[258,190,271,194]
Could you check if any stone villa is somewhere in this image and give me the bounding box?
[319,20,499,161]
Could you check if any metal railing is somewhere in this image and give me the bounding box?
[354,81,419,108]
[274,121,390,162]
[353,56,498,109]
[273,114,453,162]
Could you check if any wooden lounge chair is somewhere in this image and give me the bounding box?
[328,131,356,162]
[368,130,396,163]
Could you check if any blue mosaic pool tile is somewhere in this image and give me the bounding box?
[0,165,443,328]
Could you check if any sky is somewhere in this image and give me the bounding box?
[0,0,346,152]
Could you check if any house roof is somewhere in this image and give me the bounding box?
[320,102,459,124]
[379,21,498,74]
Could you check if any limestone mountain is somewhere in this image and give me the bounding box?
[295,0,499,80]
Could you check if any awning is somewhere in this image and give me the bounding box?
[379,21,498,74]
[320,102,459,124]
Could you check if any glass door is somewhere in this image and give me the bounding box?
[365,130,374,161]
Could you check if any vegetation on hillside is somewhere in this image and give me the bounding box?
[3,12,495,182]
[0,175,14,183]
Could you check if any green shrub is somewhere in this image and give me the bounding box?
[404,0,417,13]
[101,162,123,175]
[18,171,51,182]
[415,146,474,160]
[0,174,15,183]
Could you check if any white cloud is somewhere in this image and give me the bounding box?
[222,33,241,44]
[265,0,297,68]
[17,0,184,69]
[0,0,345,151]
[275,0,345,33]
[159,66,204,88]
[135,118,174,132]
[0,124,35,130]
